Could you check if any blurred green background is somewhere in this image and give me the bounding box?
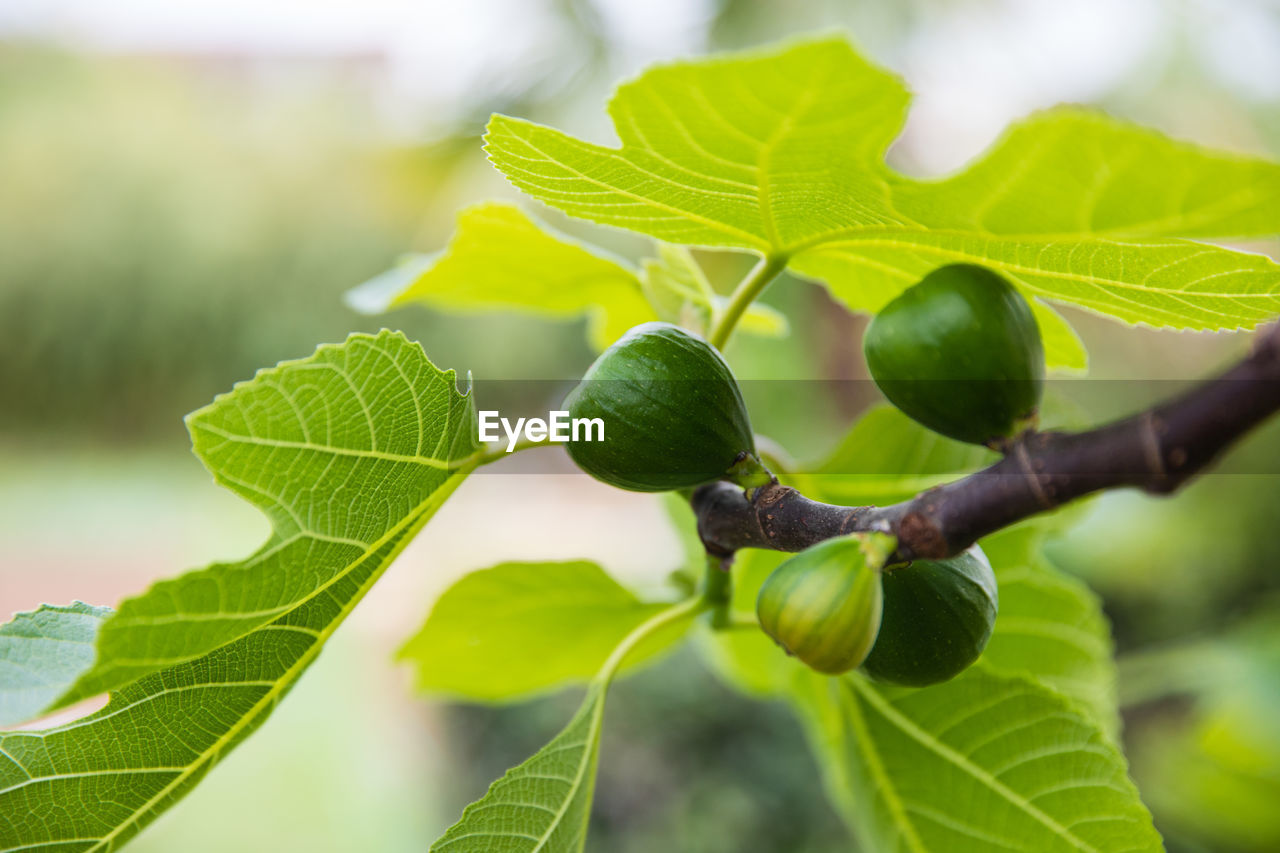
[2,1,1279,850]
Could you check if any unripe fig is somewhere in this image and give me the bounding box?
[564,322,769,492]
[861,546,998,687]
[756,535,886,675]
[863,264,1045,446]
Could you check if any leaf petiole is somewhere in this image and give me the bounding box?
[597,594,710,683]
[428,591,707,850]
[471,436,554,467]
[709,253,789,350]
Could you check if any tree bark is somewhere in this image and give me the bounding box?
[693,324,1280,562]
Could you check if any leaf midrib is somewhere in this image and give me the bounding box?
[532,705,602,852]
[194,422,459,469]
[835,678,928,853]
[59,467,471,853]
[785,186,1278,255]
[799,235,1275,327]
[846,676,1101,853]
[755,58,830,247]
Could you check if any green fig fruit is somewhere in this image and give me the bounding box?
[756,535,886,675]
[861,546,998,687]
[564,322,769,492]
[863,264,1045,446]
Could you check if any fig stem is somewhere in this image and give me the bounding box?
[709,253,789,350]
[702,552,733,628]
[598,595,710,681]
[727,452,776,493]
[472,436,550,467]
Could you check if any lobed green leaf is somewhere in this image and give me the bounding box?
[0,330,479,851]
[485,38,908,252]
[35,331,480,711]
[371,203,650,350]
[355,203,785,350]
[487,36,1280,332]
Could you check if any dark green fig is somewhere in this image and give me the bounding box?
[863,264,1045,446]
[861,546,998,687]
[564,322,769,492]
[756,535,886,675]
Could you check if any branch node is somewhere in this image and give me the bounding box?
[691,323,1280,563]
[1140,410,1168,481]
[898,512,947,560]
[1013,440,1054,509]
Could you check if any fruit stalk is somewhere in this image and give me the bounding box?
[702,552,733,629]
[694,323,1280,561]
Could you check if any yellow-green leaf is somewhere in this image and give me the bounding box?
[641,243,788,337]
[376,202,651,349]
[792,668,1161,852]
[399,560,683,702]
[0,331,479,851]
[487,36,1280,332]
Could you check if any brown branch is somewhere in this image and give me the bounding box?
[693,324,1280,562]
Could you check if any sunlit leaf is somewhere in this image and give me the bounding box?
[358,202,651,349]
[485,38,908,252]
[488,36,1280,332]
[430,599,702,852]
[0,331,479,851]
[399,560,684,702]
[354,204,786,351]
[792,667,1161,852]
[640,243,787,337]
[1030,299,1088,373]
[979,528,1118,734]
